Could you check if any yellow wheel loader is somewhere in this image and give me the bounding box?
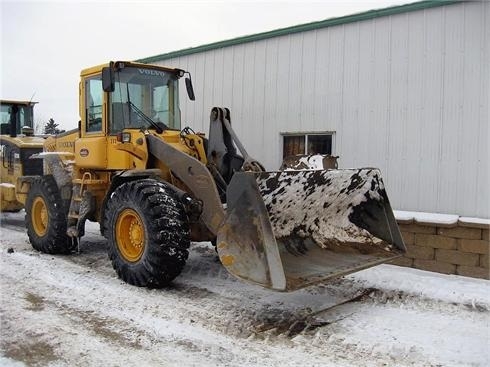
[0,100,45,212]
[15,61,405,291]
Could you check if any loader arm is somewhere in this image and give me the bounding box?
[146,134,225,234]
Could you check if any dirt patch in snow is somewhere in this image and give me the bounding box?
[2,339,58,367]
[24,292,46,311]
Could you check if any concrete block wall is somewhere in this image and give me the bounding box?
[390,218,489,280]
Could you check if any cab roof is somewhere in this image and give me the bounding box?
[0,100,38,106]
[80,61,182,77]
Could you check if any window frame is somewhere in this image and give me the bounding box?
[85,76,104,134]
[281,131,336,158]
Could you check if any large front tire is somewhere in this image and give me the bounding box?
[103,179,190,288]
[25,176,76,254]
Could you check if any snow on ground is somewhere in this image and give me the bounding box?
[1,210,489,367]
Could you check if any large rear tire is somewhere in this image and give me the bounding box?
[103,179,190,288]
[25,176,76,254]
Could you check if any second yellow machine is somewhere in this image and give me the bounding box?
[16,61,405,291]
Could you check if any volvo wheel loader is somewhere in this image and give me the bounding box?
[14,61,405,291]
[0,100,45,212]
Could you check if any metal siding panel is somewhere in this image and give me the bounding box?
[172,57,190,128]
[231,45,245,138]
[300,30,317,132]
[370,17,391,176]
[458,3,490,218]
[212,48,224,105]
[288,33,303,130]
[222,48,235,108]
[244,42,257,141]
[192,53,207,133]
[388,13,410,209]
[240,43,257,143]
[250,41,267,162]
[276,36,291,132]
[404,11,426,211]
[263,38,281,169]
[357,19,376,167]
[202,52,216,131]
[325,26,345,155]
[417,7,444,213]
[313,28,330,132]
[439,4,465,214]
[341,23,360,167]
[478,1,490,218]
[188,54,204,132]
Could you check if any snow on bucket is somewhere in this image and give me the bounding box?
[217,169,405,291]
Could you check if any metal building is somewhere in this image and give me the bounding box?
[140,0,489,218]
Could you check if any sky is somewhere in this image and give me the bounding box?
[1,0,407,131]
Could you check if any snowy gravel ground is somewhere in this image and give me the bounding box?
[1,211,489,367]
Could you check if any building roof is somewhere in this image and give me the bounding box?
[138,0,460,64]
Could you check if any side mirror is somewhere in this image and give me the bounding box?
[185,77,195,101]
[102,66,115,92]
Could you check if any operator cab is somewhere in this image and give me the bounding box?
[0,100,36,137]
[98,61,194,135]
[76,61,197,170]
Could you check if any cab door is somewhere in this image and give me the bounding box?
[75,75,108,169]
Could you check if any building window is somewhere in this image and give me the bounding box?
[282,133,333,158]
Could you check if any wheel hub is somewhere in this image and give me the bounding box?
[32,197,48,236]
[116,208,145,262]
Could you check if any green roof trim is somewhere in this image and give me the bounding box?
[138,0,461,63]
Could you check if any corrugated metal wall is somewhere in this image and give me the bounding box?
[154,1,489,218]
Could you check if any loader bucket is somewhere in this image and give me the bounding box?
[216,169,406,291]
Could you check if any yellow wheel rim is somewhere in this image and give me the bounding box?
[32,196,48,237]
[115,208,145,262]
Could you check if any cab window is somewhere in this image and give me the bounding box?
[86,77,103,133]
